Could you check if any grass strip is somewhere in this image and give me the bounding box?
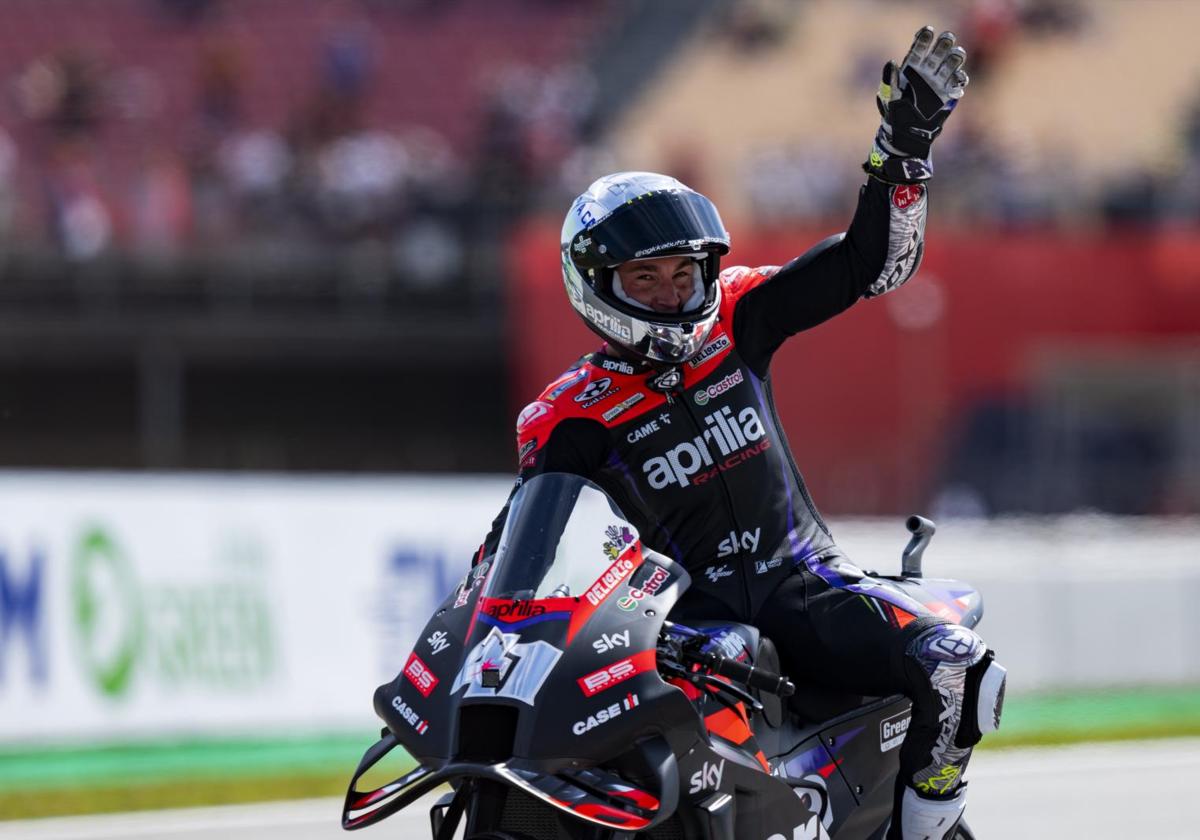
[979,684,1200,748]
[3,685,1199,819]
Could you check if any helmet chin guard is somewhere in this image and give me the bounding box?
[561,172,730,364]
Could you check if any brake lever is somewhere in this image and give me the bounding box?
[697,673,764,713]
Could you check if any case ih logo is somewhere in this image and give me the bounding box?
[642,405,769,489]
[404,652,439,698]
[390,695,429,735]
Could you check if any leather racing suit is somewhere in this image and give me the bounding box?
[480,176,925,605]
[477,177,996,828]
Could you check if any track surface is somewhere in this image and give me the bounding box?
[4,738,1197,839]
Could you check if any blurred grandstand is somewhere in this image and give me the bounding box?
[0,0,1198,515]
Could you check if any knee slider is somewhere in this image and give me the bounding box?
[964,650,1007,744]
[905,624,1004,748]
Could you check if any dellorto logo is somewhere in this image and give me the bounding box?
[687,334,730,369]
[585,556,636,606]
[642,405,770,489]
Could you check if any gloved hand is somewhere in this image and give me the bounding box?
[864,26,969,184]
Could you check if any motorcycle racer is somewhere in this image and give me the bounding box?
[474,27,1004,839]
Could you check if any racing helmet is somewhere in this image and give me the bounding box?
[561,172,731,364]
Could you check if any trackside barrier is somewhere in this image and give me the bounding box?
[0,471,1196,745]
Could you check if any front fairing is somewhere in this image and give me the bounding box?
[373,473,700,772]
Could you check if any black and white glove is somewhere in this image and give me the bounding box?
[864,26,968,185]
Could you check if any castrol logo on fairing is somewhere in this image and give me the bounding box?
[641,405,770,489]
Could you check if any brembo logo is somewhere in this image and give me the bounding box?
[642,406,769,489]
[585,303,632,341]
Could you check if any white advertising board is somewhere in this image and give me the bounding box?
[2,471,1198,746]
[0,472,512,745]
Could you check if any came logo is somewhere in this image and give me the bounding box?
[693,369,744,405]
[642,406,769,489]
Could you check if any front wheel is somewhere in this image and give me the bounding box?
[467,834,537,840]
[952,818,977,839]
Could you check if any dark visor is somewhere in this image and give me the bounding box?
[570,190,730,270]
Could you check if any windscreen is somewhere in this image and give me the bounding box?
[484,473,641,601]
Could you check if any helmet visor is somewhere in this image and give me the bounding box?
[569,190,730,271]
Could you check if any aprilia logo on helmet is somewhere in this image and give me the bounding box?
[642,406,768,489]
[585,303,632,341]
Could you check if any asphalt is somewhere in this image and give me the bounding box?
[2,738,1198,839]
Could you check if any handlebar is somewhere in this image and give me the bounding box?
[702,652,796,698]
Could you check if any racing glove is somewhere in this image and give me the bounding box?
[864,26,968,185]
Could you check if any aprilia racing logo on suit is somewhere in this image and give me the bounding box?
[642,406,770,489]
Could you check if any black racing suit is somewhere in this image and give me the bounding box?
[479,177,990,822]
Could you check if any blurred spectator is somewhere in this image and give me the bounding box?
[721,0,800,54]
[132,148,193,254]
[42,141,114,261]
[741,144,856,224]
[0,126,16,243]
[155,0,220,25]
[13,50,108,141]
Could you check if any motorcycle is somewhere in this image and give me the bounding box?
[342,472,984,839]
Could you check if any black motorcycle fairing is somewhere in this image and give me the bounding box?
[348,476,991,839]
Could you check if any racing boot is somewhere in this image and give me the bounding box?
[892,784,967,839]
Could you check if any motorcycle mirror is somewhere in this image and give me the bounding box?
[901,514,936,578]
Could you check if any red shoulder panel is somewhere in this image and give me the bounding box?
[513,358,665,467]
[717,264,780,322]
